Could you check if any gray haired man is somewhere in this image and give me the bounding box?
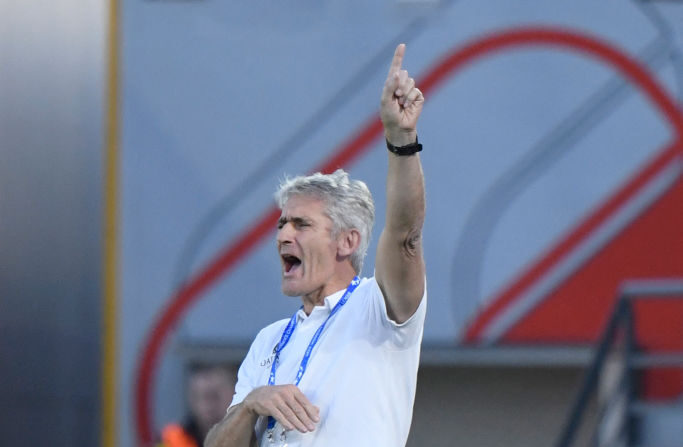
[206,43,427,447]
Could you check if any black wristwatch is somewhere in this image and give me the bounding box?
[386,135,422,156]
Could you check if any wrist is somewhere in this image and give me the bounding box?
[384,129,417,147]
[386,134,422,156]
[240,395,259,418]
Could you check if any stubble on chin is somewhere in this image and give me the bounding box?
[281,280,300,297]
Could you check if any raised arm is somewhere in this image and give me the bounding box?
[375,43,426,324]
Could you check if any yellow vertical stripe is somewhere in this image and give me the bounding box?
[102,0,119,445]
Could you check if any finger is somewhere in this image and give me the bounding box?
[387,43,405,77]
[269,406,299,432]
[293,390,320,423]
[403,86,422,109]
[291,401,318,431]
[277,400,314,433]
[285,387,318,431]
[394,70,415,102]
[381,71,400,105]
[394,70,408,96]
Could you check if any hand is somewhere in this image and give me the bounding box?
[380,43,424,146]
[243,385,320,433]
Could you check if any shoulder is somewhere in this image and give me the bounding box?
[161,423,197,447]
[362,275,427,326]
[252,317,290,347]
[356,276,381,296]
[347,275,426,349]
[345,276,382,312]
[233,318,291,390]
[356,275,424,306]
[259,317,291,336]
[239,317,291,365]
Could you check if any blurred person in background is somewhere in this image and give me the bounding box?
[206,43,427,447]
[160,363,237,447]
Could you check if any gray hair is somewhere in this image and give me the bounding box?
[275,169,375,273]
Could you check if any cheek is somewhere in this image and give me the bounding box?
[313,239,336,258]
[300,235,337,270]
[317,245,339,272]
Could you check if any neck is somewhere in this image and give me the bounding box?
[301,271,357,315]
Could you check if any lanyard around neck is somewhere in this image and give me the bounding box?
[268,276,360,387]
[266,276,360,431]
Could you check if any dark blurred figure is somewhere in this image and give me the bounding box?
[160,363,237,447]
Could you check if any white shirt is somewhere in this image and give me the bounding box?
[230,276,427,447]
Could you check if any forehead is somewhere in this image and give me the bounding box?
[280,194,328,218]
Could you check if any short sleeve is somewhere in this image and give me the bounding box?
[367,276,427,349]
[229,352,256,409]
[229,327,269,409]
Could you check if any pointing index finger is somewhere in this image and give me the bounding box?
[387,43,405,77]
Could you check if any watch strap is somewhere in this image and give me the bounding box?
[386,136,422,156]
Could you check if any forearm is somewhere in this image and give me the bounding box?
[204,403,257,447]
[384,130,426,234]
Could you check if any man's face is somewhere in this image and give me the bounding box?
[277,195,339,297]
[187,368,235,432]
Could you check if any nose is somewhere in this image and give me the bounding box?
[277,221,294,246]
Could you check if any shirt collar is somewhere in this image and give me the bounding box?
[296,287,348,321]
[324,287,348,309]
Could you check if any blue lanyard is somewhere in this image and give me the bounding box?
[267,276,360,430]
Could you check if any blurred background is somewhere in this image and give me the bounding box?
[1,0,682,446]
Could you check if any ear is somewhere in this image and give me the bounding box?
[337,229,361,258]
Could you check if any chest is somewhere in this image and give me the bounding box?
[256,304,370,390]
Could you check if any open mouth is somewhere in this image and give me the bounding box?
[282,254,302,273]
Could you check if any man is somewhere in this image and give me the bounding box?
[161,364,237,447]
[206,43,426,447]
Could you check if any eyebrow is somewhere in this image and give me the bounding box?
[277,216,311,227]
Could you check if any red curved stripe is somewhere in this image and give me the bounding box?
[134,26,683,445]
[464,141,682,343]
